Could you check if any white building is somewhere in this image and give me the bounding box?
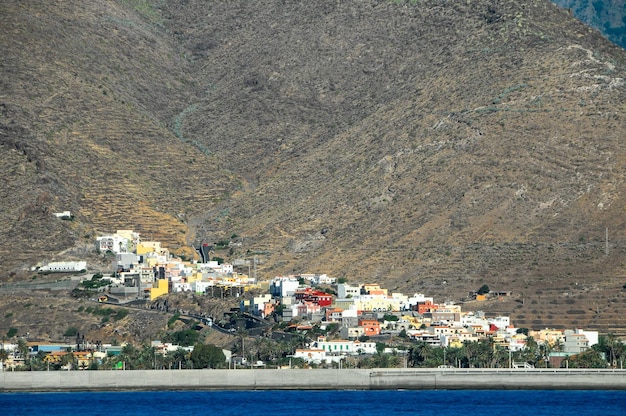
[249,294,272,315]
[270,277,300,297]
[460,311,490,331]
[313,336,377,355]
[39,261,86,273]
[172,282,192,292]
[337,283,361,299]
[293,348,342,365]
[53,211,72,218]
[489,316,511,330]
[562,329,598,354]
[572,329,598,346]
[192,280,214,294]
[404,293,435,310]
[96,234,130,254]
[316,274,336,284]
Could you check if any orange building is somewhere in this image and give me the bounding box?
[415,300,437,314]
[359,319,381,335]
[43,351,92,368]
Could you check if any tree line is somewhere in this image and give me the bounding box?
[3,332,625,371]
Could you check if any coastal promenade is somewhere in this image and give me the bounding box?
[1,368,626,391]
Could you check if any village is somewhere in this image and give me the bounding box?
[1,229,622,371]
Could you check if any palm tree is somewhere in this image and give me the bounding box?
[445,346,465,368]
[491,345,510,368]
[521,335,539,366]
[60,352,77,370]
[17,339,29,370]
[170,348,189,369]
[0,348,8,371]
[234,328,249,364]
[464,340,488,368]
[408,342,430,367]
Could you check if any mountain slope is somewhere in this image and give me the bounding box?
[165,0,626,331]
[167,1,626,278]
[0,0,235,270]
[1,0,626,334]
[551,0,626,49]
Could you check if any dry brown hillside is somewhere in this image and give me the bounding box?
[1,0,626,339]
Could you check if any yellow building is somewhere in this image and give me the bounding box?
[354,296,400,312]
[150,278,169,300]
[530,328,565,346]
[362,284,388,296]
[43,351,93,368]
[137,241,162,256]
[187,271,203,284]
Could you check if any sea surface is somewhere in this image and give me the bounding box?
[2,390,626,416]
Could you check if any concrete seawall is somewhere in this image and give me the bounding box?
[2,368,626,392]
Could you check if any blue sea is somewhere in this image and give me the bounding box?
[1,390,626,416]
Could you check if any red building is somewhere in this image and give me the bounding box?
[295,288,333,307]
[415,300,438,314]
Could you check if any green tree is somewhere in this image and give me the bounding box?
[167,329,200,347]
[324,323,340,335]
[170,348,190,369]
[477,284,490,295]
[520,335,540,366]
[566,349,607,368]
[0,349,8,368]
[6,327,17,338]
[116,343,156,370]
[408,342,432,367]
[446,346,465,368]
[382,314,399,322]
[463,339,493,368]
[17,338,29,369]
[64,327,79,337]
[594,333,626,368]
[190,344,226,369]
[60,352,77,370]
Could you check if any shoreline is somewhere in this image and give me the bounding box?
[2,368,626,392]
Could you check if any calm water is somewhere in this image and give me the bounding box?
[1,390,626,416]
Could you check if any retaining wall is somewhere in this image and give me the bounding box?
[1,368,625,392]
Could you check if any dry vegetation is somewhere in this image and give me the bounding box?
[1,0,626,342]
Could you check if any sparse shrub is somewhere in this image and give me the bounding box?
[115,309,129,320]
[64,327,79,337]
[168,313,181,328]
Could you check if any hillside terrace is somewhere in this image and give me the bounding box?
[35,229,606,363]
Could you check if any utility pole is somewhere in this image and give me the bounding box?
[606,227,609,256]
